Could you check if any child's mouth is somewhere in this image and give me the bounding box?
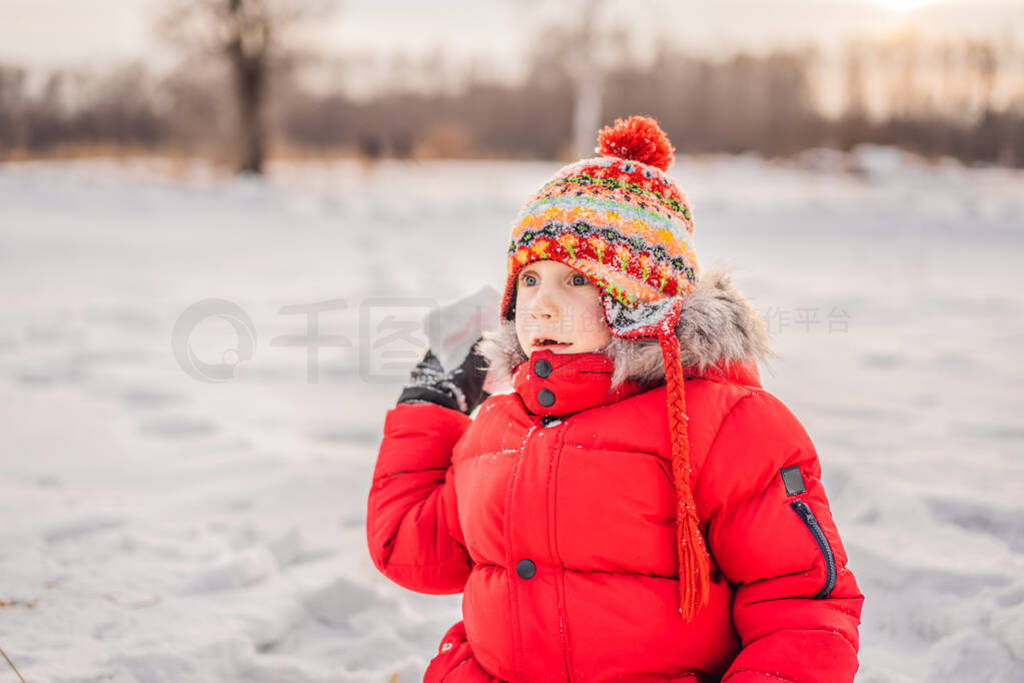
[533,338,571,350]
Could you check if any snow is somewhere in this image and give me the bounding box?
[1,148,1022,682]
[422,283,500,378]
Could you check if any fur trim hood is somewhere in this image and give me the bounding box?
[478,266,776,391]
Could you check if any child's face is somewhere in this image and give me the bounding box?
[514,259,612,356]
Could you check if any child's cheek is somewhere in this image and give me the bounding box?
[579,294,609,336]
[513,310,531,351]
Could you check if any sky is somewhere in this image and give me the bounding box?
[1,0,1020,69]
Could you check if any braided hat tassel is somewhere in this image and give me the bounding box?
[659,330,711,621]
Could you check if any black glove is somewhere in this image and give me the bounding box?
[396,336,491,415]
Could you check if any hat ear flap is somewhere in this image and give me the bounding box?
[601,292,685,341]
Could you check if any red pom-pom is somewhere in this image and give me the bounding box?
[596,115,675,171]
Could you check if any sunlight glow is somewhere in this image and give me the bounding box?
[868,0,940,11]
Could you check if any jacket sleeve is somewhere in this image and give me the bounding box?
[700,391,864,683]
[366,401,473,594]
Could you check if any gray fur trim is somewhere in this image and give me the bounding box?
[477,319,528,390]
[477,265,776,390]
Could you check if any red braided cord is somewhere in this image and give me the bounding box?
[658,331,711,621]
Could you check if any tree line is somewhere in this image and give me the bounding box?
[0,6,1020,172]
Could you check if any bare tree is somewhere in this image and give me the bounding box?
[570,0,607,159]
[0,65,28,154]
[520,0,638,159]
[970,38,999,118]
[843,41,869,121]
[156,0,339,174]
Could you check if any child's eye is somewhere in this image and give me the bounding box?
[571,273,589,286]
[520,273,537,286]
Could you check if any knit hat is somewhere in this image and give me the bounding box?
[500,115,710,621]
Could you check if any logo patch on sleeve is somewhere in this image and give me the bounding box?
[780,466,806,496]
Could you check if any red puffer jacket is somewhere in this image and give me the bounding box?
[366,269,864,682]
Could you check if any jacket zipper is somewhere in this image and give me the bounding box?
[789,500,837,599]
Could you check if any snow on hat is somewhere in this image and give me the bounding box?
[500,115,711,621]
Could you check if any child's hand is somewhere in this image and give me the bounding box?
[396,336,491,415]
[445,336,491,414]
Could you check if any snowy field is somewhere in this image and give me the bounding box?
[1,149,1022,682]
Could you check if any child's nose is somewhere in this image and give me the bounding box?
[529,289,561,319]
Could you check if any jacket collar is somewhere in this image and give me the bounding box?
[511,347,764,417]
[480,265,774,401]
[512,349,647,416]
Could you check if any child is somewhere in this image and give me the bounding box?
[366,115,864,682]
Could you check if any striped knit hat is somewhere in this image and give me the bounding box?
[500,115,711,621]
